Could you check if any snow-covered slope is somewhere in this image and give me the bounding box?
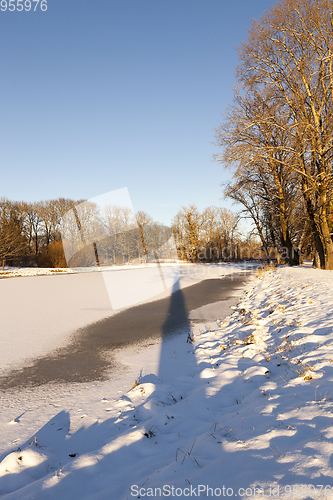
[1,264,333,499]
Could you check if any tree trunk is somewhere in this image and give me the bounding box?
[318,187,333,270]
[302,182,325,268]
[313,251,321,268]
[323,238,333,270]
[272,164,299,266]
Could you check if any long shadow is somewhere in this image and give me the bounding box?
[157,279,192,377]
[2,272,275,499]
[0,275,246,390]
[3,269,333,497]
[130,276,197,397]
[0,277,199,497]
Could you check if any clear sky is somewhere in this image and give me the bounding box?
[0,0,276,225]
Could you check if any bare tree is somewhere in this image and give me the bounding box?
[215,86,302,264]
[230,0,333,268]
[136,210,153,262]
[172,205,203,262]
[0,199,27,269]
[201,207,239,260]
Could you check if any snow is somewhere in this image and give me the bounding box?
[2,263,333,498]
[0,267,76,278]
[0,263,249,374]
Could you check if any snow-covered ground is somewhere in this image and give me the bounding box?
[0,263,251,374]
[0,267,76,278]
[1,264,333,499]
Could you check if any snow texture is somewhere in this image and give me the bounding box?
[1,264,332,499]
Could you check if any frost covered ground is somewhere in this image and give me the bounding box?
[0,267,75,278]
[1,264,333,499]
[0,263,248,373]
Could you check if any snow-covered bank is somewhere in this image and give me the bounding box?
[0,268,76,278]
[2,265,333,499]
[0,262,255,279]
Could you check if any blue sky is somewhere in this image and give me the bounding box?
[0,0,276,225]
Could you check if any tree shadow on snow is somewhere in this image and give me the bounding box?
[3,272,332,498]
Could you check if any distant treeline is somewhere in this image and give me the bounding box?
[0,197,262,268]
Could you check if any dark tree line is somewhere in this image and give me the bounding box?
[0,197,78,269]
[0,196,256,268]
[171,205,245,262]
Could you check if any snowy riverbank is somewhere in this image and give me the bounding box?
[1,264,333,499]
